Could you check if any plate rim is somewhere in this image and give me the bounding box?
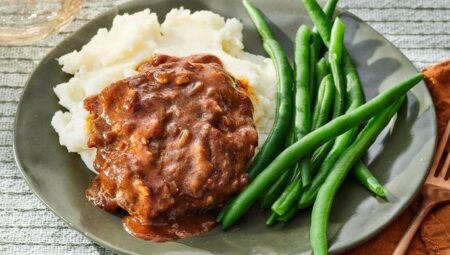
[13,1,437,254]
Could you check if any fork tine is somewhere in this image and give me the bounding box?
[430,120,450,177]
[441,150,450,179]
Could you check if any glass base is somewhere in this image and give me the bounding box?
[0,0,85,45]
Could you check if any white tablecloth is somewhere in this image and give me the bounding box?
[0,0,448,254]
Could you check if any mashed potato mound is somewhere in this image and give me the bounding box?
[52,8,276,171]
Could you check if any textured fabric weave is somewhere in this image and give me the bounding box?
[0,0,448,254]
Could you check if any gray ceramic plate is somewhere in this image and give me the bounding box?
[14,0,436,254]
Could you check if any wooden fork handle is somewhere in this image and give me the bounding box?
[392,201,435,255]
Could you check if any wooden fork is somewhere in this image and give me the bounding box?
[393,120,450,255]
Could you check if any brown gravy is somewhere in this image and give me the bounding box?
[84,54,257,241]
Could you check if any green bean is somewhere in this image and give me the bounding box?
[303,0,333,48]
[266,211,279,225]
[313,0,339,44]
[312,84,346,169]
[310,97,405,255]
[293,25,313,187]
[315,59,331,91]
[299,54,365,208]
[220,74,423,229]
[310,74,347,171]
[310,5,336,119]
[316,19,346,173]
[329,17,346,97]
[285,124,295,146]
[216,196,236,223]
[298,142,313,190]
[310,43,318,106]
[309,73,334,175]
[307,0,340,181]
[260,168,294,208]
[311,0,339,49]
[342,57,387,199]
[303,0,332,47]
[312,74,335,130]
[310,139,335,172]
[341,57,387,199]
[271,177,302,215]
[261,119,297,209]
[310,0,339,54]
[309,65,334,175]
[311,100,344,174]
[294,25,313,178]
[341,53,366,113]
[277,205,299,222]
[243,0,293,179]
[353,161,388,198]
[323,0,339,19]
[310,0,339,102]
[242,0,274,41]
[326,18,346,159]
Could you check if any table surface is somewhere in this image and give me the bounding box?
[0,0,448,254]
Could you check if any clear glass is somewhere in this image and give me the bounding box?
[0,0,85,45]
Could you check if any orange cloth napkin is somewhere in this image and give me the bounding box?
[346,60,450,255]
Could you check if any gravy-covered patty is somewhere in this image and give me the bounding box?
[84,54,258,241]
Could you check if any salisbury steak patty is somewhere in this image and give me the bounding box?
[84,54,258,241]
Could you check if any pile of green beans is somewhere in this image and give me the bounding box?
[220,72,422,229]
[217,0,424,253]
